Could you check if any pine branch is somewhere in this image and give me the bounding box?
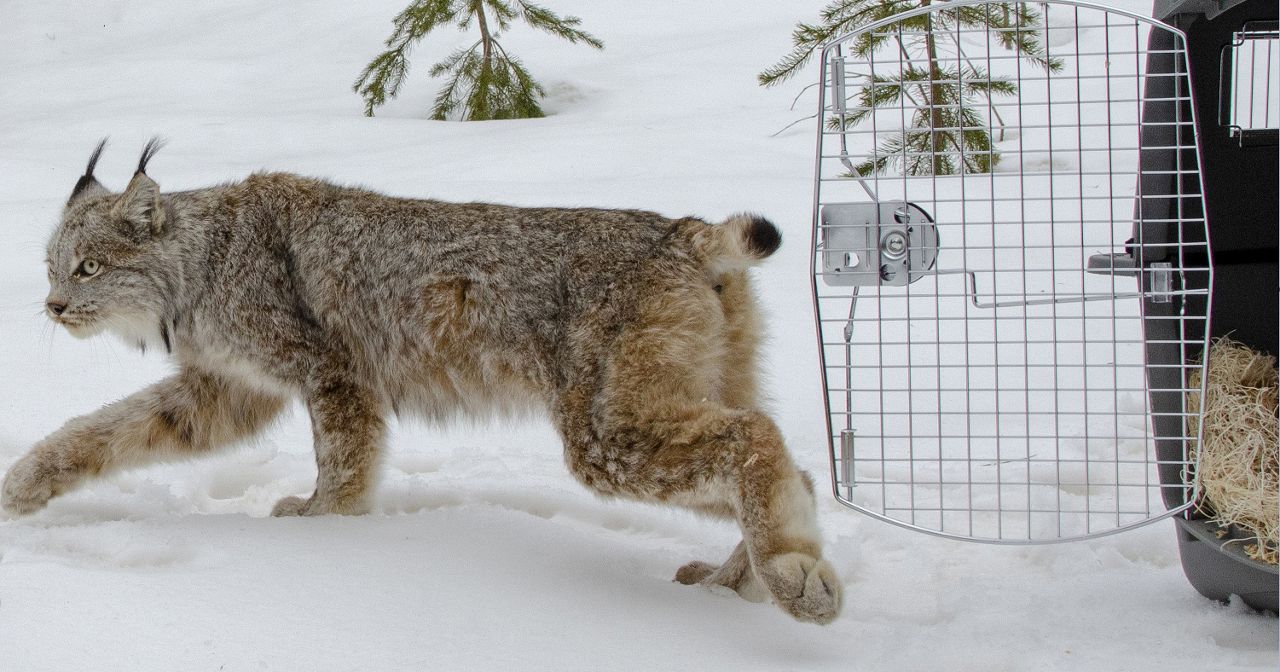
[355,0,461,116]
[759,1,929,87]
[826,68,929,130]
[849,5,928,59]
[844,64,1008,176]
[430,38,547,120]
[787,1,1060,176]
[431,48,479,119]
[387,0,459,44]
[354,48,411,117]
[959,65,1017,98]
[488,39,547,118]
[429,41,483,79]
[357,0,601,119]
[485,0,518,31]
[971,3,1063,72]
[851,133,903,176]
[757,23,836,88]
[513,0,603,48]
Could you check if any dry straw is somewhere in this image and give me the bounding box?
[1186,338,1279,565]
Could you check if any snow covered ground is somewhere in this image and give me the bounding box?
[0,1,1275,670]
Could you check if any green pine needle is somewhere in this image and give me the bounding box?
[355,0,602,120]
[765,1,1059,176]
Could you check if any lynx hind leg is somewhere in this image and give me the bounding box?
[714,269,764,410]
[566,278,843,624]
[699,412,841,624]
[585,405,841,623]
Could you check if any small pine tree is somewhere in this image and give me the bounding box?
[760,0,1060,176]
[354,0,603,120]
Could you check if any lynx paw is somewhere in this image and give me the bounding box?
[2,454,59,515]
[758,552,843,625]
[270,494,369,517]
[674,560,718,585]
[674,550,769,603]
[270,495,313,517]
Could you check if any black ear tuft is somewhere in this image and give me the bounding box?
[137,136,167,175]
[84,137,108,176]
[69,137,109,202]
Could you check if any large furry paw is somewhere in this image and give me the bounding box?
[757,552,843,625]
[674,560,719,585]
[2,453,60,515]
[270,495,314,517]
[270,494,369,517]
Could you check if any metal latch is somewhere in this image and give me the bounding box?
[1087,251,1172,303]
[1086,252,1140,277]
[1149,262,1173,303]
[820,202,939,287]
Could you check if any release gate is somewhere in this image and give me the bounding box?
[811,0,1214,543]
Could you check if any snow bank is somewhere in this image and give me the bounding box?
[0,1,1274,670]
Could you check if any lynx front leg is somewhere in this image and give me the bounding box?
[2,369,285,515]
[271,378,384,517]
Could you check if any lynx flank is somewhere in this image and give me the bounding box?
[3,140,842,624]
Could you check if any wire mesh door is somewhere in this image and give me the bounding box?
[811,0,1214,542]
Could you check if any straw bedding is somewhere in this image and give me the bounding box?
[1186,338,1279,565]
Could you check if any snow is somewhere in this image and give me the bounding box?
[0,1,1275,670]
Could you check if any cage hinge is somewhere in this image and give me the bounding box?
[839,429,855,487]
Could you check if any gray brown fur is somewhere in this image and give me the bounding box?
[2,142,842,624]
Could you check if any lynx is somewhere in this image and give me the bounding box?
[2,140,842,624]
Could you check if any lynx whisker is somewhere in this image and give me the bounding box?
[4,147,842,625]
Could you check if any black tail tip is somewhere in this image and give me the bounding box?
[746,215,781,258]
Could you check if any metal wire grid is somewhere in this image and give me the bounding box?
[810,0,1213,543]
[1222,20,1279,138]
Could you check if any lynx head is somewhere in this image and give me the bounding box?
[45,138,174,346]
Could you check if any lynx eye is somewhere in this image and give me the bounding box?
[77,259,101,278]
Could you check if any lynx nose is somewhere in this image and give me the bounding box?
[46,300,67,316]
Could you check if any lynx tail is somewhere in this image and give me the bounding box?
[693,213,781,273]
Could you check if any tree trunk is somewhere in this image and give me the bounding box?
[474,0,493,69]
[922,0,947,174]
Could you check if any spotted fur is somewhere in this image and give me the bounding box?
[2,141,842,624]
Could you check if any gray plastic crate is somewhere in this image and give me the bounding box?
[1144,0,1278,612]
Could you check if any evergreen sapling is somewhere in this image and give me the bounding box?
[355,0,603,120]
[761,0,1060,175]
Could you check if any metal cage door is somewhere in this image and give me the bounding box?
[811,0,1213,542]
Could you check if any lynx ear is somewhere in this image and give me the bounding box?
[67,138,110,206]
[113,172,166,236]
[112,137,168,236]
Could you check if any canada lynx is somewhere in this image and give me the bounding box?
[2,140,842,624]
